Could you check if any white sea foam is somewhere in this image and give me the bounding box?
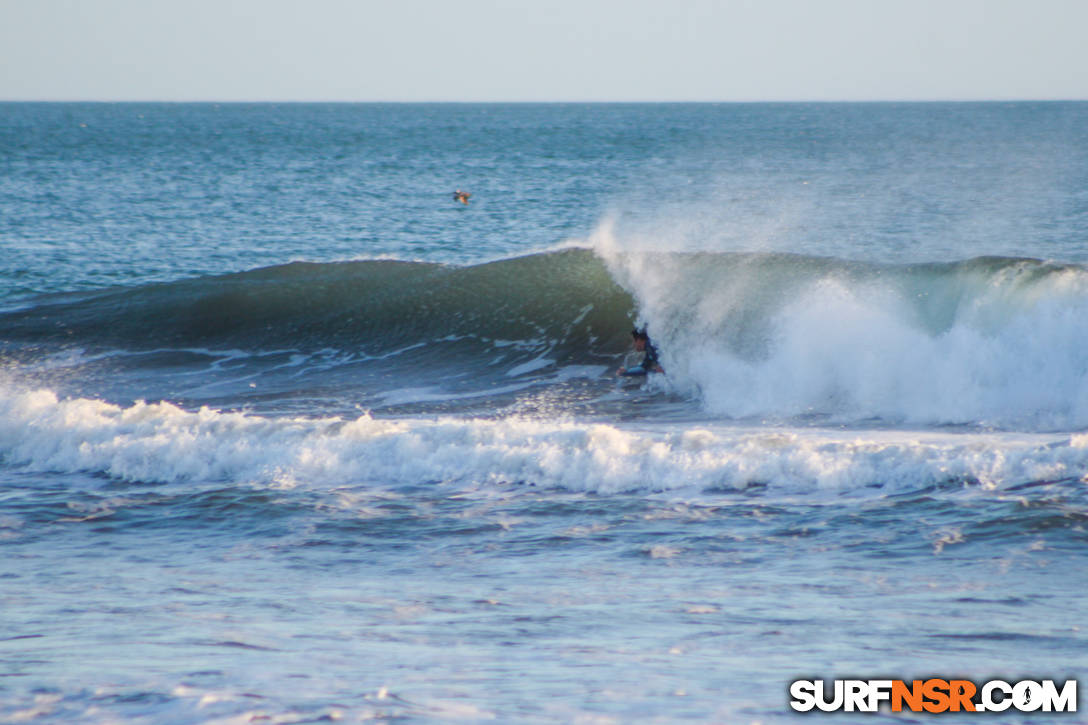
[1,385,1084,494]
[591,220,1088,430]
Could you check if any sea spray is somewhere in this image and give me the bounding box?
[592,221,1088,429]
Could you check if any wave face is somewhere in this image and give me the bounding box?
[4,244,1088,429]
[0,248,633,362]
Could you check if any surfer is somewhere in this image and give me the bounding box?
[453,190,471,205]
[617,328,664,377]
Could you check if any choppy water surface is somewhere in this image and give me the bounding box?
[2,103,1087,723]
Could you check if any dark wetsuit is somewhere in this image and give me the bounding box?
[621,341,661,376]
[641,341,660,372]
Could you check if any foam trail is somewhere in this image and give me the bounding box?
[1,386,1085,494]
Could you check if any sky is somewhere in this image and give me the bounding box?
[1,0,1086,102]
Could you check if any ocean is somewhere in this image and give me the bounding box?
[1,102,1086,723]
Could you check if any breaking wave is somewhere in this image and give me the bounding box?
[4,242,1088,428]
[1,385,1084,494]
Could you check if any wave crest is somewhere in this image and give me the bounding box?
[595,229,1088,429]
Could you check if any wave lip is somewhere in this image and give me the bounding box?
[2,386,1084,495]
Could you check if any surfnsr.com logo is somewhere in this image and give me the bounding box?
[789,679,1077,713]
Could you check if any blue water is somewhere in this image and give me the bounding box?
[1,103,1087,723]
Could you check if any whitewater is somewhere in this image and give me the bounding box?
[1,102,1086,723]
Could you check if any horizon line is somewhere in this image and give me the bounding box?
[2,97,1086,104]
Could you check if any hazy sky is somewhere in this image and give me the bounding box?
[2,0,1086,102]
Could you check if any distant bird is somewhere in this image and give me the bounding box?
[453,190,471,205]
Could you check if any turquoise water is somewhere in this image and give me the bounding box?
[1,103,1087,723]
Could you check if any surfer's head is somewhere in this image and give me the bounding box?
[631,328,649,350]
